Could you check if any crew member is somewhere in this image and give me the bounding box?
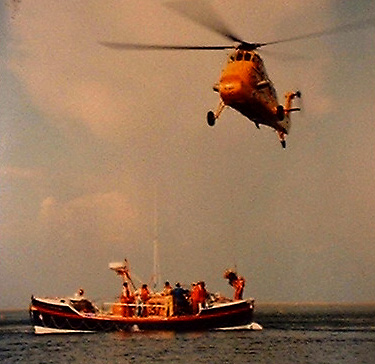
[121,282,132,302]
[162,281,173,316]
[74,288,85,299]
[139,284,150,316]
[121,282,134,316]
[190,283,200,314]
[197,281,208,309]
[233,276,245,300]
[224,269,246,300]
[172,283,188,316]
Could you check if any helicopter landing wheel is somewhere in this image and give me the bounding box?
[207,111,216,126]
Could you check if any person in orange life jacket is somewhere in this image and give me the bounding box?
[224,270,245,300]
[120,282,135,316]
[197,281,208,309]
[233,277,245,300]
[140,284,150,302]
[139,284,150,316]
[121,282,134,303]
[190,283,201,314]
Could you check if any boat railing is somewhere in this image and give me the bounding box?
[102,302,166,310]
[103,299,172,318]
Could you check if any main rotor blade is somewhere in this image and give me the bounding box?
[165,0,244,44]
[99,42,234,51]
[261,16,375,48]
[260,49,311,62]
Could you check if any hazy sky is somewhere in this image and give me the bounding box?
[1,0,375,309]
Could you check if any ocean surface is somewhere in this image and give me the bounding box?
[1,303,375,363]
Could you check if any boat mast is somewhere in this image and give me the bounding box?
[152,187,161,291]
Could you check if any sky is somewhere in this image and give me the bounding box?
[1,0,375,309]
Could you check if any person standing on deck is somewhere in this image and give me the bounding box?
[161,281,173,316]
[139,284,151,316]
[172,283,188,315]
[121,282,132,301]
[191,283,200,314]
[74,288,85,299]
[197,281,208,309]
[121,282,135,316]
[233,277,245,300]
[224,269,246,300]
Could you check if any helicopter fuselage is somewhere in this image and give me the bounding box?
[217,49,283,130]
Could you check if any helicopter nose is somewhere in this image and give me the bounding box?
[219,79,244,103]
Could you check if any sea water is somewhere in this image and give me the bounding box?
[1,304,375,364]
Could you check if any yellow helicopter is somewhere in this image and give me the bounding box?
[207,46,301,148]
[101,3,375,148]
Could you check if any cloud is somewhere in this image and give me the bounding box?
[8,0,141,141]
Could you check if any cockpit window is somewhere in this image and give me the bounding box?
[236,52,243,61]
[229,51,252,62]
[244,52,251,61]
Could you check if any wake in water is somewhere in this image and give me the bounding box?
[215,322,263,331]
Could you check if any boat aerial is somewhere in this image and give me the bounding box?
[30,260,255,334]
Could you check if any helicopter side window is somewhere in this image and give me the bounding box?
[244,52,251,61]
[252,54,264,73]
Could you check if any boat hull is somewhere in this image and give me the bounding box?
[30,296,254,334]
